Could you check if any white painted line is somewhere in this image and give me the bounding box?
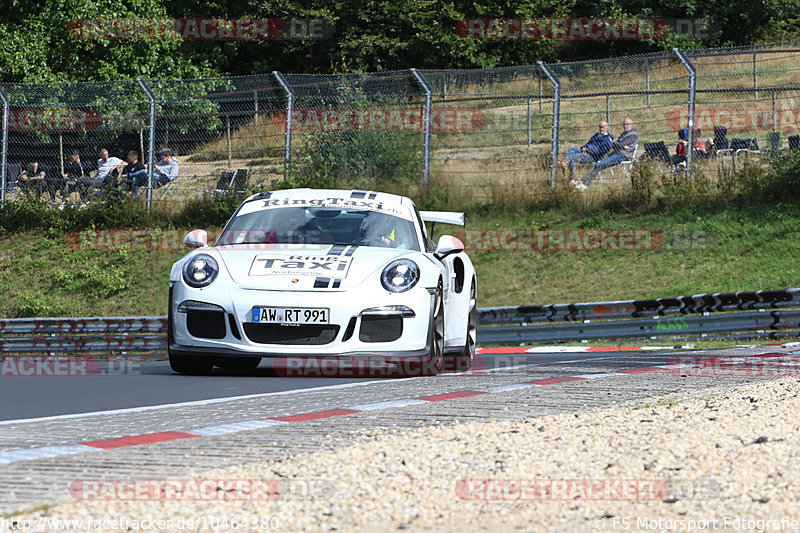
[573,373,626,379]
[0,378,419,427]
[0,445,100,465]
[191,419,289,436]
[347,399,428,411]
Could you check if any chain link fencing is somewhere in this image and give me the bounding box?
[1,40,800,212]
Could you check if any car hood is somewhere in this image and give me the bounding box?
[214,244,415,291]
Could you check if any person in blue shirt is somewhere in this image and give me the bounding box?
[565,121,613,179]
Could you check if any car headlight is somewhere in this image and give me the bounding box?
[182,254,219,288]
[380,259,419,293]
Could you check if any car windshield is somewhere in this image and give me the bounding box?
[217,206,420,250]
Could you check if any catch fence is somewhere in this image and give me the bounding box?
[2,40,800,210]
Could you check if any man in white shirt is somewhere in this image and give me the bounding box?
[96,148,125,186]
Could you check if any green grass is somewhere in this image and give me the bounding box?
[1,203,798,317]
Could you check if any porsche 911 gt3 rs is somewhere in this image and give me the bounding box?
[168,188,477,376]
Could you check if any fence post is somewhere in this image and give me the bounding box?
[673,48,696,180]
[753,52,758,100]
[137,78,156,212]
[645,59,651,108]
[606,94,610,124]
[538,76,543,112]
[253,89,259,125]
[226,115,232,168]
[273,71,293,179]
[0,86,7,209]
[538,61,560,189]
[527,97,532,147]
[772,90,777,133]
[411,68,432,193]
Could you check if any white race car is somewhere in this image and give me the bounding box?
[168,188,477,376]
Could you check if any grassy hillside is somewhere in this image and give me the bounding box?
[0,203,798,318]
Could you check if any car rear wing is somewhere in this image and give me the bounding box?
[420,211,466,226]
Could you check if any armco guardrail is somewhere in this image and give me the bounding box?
[0,317,167,355]
[477,288,800,344]
[1,289,799,356]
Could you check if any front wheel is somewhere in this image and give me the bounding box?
[444,277,476,373]
[423,279,445,376]
[169,351,214,375]
[214,357,262,373]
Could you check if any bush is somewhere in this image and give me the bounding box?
[283,128,421,193]
[762,150,800,202]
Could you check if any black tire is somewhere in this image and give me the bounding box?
[169,351,214,375]
[167,287,213,376]
[445,277,476,373]
[423,279,445,376]
[214,357,262,373]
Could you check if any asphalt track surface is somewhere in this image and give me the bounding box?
[2,349,679,421]
[0,344,793,513]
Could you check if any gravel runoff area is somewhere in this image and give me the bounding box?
[6,377,800,532]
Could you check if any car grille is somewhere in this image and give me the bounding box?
[359,316,403,342]
[243,324,340,345]
[187,310,227,339]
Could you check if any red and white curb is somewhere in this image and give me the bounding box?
[0,348,796,467]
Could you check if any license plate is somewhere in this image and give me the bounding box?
[251,306,329,325]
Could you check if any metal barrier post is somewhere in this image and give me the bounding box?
[674,48,696,180]
[137,78,156,212]
[753,52,758,100]
[273,71,293,179]
[0,86,7,209]
[527,97,531,147]
[538,61,560,189]
[411,68,432,192]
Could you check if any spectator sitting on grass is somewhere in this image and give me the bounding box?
[129,148,180,198]
[564,121,613,179]
[573,118,638,189]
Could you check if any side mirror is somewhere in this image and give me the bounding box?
[434,235,464,260]
[184,229,208,249]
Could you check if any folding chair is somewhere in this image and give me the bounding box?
[768,132,781,159]
[158,178,177,199]
[229,168,250,194]
[643,142,672,163]
[608,144,638,179]
[211,168,249,197]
